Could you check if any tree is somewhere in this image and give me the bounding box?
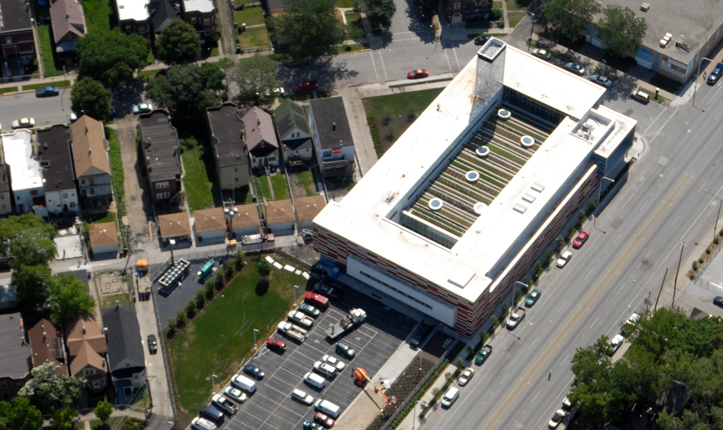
[47,274,96,329]
[145,64,221,120]
[18,363,84,414]
[70,78,112,121]
[0,214,56,268]
[354,0,396,28]
[52,408,78,430]
[0,397,43,430]
[94,399,113,424]
[216,57,236,98]
[257,260,271,278]
[596,5,648,57]
[199,62,226,100]
[277,0,344,61]
[13,264,52,323]
[77,28,150,85]
[541,0,600,41]
[233,54,278,105]
[155,20,202,65]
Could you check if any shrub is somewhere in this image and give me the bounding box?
[715,237,720,245]
[214,275,225,291]
[235,251,245,270]
[555,235,565,251]
[523,276,533,287]
[490,315,499,330]
[445,371,452,381]
[587,198,597,211]
[186,299,197,319]
[707,247,712,254]
[544,249,554,264]
[225,259,235,280]
[455,357,464,370]
[699,257,705,264]
[567,225,577,239]
[205,282,215,299]
[176,309,186,328]
[534,261,544,277]
[693,261,698,271]
[195,290,206,308]
[501,304,510,319]
[719,229,723,237]
[467,344,476,357]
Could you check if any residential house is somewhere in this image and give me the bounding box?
[274,99,313,167]
[116,0,151,37]
[295,195,325,230]
[69,115,113,209]
[0,162,12,215]
[208,103,250,190]
[0,0,36,70]
[442,0,492,26]
[66,315,107,393]
[88,222,119,256]
[182,0,216,37]
[242,107,279,171]
[193,207,227,245]
[28,319,68,376]
[139,111,183,207]
[0,313,30,400]
[102,305,146,403]
[149,0,182,35]
[264,200,294,236]
[37,125,80,214]
[262,0,288,18]
[231,204,260,238]
[50,0,86,53]
[308,97,355,178]
[158,212,191,244]
[1,130,47,217]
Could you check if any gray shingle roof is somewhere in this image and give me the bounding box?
[149,0,182,34]
[274,99,310,139]
[309,97,354,151]
[102,305,145,378]
[0,0,33,32]
[242,107,278,158]
[37,125,76,192]
[139,110,182,183]
[208,103,249,169]
[0,313,31,380]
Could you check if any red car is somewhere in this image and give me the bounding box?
[407,69,429,79]
[266,337,286,352]
[304,291,329,310]
[572,230,590,249]
[314,412,335,428]
[293,80,319,93]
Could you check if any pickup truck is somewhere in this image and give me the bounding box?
[288,310,314,329]
[304,292,329,310]
[475,345,493,365]
[325,308,367,339]
[507,307,526,329]
[278,321,308,342]
[212,394,237,415]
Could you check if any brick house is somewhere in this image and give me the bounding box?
[0,0,36,70]
[442,0,493,27]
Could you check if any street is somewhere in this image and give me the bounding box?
[0,89,72,132]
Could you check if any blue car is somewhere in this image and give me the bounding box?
[243,364,265,380]
[36,86,59,97]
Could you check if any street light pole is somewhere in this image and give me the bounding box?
[253,329,259,351]
[293,285,299,304]
[212,374,218,394]
[694,57,714,111]
[703,189,723,241]
[413,400,427,430]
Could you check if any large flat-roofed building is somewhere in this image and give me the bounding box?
[1,130,47,217]
[313,40,636,337]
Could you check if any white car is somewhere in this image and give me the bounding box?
[562,396,572,410]
[291,388,314,405]
[313,361,337,378]
[321,354,346,371]
[11,118,35,129]
[69,112,78,122]
[223,386,247,403]
[556,251,572,268]
[590,74,613,87]
[548,409,566,428]
[132,103,153,114]
[610,334,624,352]
[441,387,459,408]
[458,368,474,386]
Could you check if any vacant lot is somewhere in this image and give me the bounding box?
[181,145,215,211]
[240,27,270,49]
[362,88,444,156]
[234,6,265,26]
[82,0,113,33]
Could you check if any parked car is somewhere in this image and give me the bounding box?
[303,420,323,430]
[199,405,224,424]
[147,334,158,354]
[525,289,541,307]
[407,69,429,79]
[292,388,315,405]
[313,361,337,378]
[631,90,650,104]
[440,387,459,408]
[11,118,35,129]
[474,35,490,45]
[556,251,572,268]
[69,112,78,122]
[304,292,329,310]
[35,86,59,97]
[266,337,286,352]
[132,103,153,114]
[409,323,434,347]
[562,397,572,410]
[314,412,335,428]
[298,302,321,318]
[531,48,552,61]
[609,334,624,353]
[336,342,356,359]
[223,386,247,403]
[548,409,566,428]
[475,344,493,365]
[714,296,723,308]
[564,62,585,75]
[458,368,474,386]
[621,312,642,335]
[590,75,613,87]
[294,81,319,93]
[243,364,265,380]
[572,230,590,249]
[322,354,346,371]
[709,63,723,85]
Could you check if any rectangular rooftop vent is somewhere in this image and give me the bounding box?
[513,204,527,214]
[477,37,506,63]
[522,193,536,203]
[640,2,650,11]
[531,182,545,193]
[448,265,476,288]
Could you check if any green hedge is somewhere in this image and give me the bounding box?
[389,358,450,428]
[367,116,384,157]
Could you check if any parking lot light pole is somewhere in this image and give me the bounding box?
[294,285,299,305]
[513,281,527,310]
[253,329,259,351]
[212,374,217,394]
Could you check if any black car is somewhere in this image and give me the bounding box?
[474,35,490,46]
[409,323,434,348]
[243,364,265,379]
[714,296,723,308]
[709,63,723,85]
[336,342,356,359]
[200,405,224,423]
[147,334,158,354]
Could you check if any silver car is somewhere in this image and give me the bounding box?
[11,117,35,129]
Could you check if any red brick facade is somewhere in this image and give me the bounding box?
[0,30,35,62]
[443,0,493,26]
[184,11,216,38]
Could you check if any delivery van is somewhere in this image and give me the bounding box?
[315,399,342,418]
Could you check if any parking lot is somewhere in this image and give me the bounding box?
[219,287,418,430]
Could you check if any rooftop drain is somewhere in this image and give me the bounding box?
[475,146,490,158]
[497,109,511,120]
[466,171,480,183]
[428,198,443,211]
[474,202,486,215]
[520,135,534,148]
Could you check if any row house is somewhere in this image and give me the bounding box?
[308,97,356,179]
[116,0,215,39]
[139,110,183,207]
[0,313,30,401]
[243,107,280,171]
[207,103,250,190]
[50,0,86,54]
[102,304,146,403]
[37,125,80,214]
[0,0,36,70]
[70,116,113,209]
[66,315,108,393]
[274,99,313,167]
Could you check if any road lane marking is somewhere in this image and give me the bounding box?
[651,107,679,144]
[670,215,680,226]
[444,49,453,72]
[530,391,540,404]
[590,317,598,328]
[557,301,567,313]
[559,354,569,367]
[583,268,594,280]
[644,106,668,134]
[368,51,379,81]
[377,51,388,81]
[527,337,538,350]
[452,47,461,71]
[478,173,693,430]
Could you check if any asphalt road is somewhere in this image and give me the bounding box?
[418,74,723,430]
[0,89,72,132]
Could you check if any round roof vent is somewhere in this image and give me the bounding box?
[498,109,511,120]
[474,202,486,215]
[428,198,443,211]
[466,171,480,183]
[520,135,534,148]
[475,146,490,158]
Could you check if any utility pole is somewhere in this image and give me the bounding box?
[654,268,667,310]
[715,198,722,242]
[673,243,684,308]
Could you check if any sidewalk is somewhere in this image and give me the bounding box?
[395,362,458,430]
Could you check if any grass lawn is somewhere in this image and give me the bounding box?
[298,170,315,196]
[467,32,508,39]
[0,87,18,94]
[362,88,444,155]
[168,256,304,419]
[270,173,288,200]
[234,7,265,26]
[105,128,126,215]
[138,69,162,78]
[337,0,354,6]
[101,292,130,309]
[493,1,503,8]
[506,0,524,10]
[83,211,117,224]
[508,11,526,27]
[181,145,214,211]
[82,0,113,33]
[335,44,365,54]
[345,11,364,40]
[24,80,71,91]
[255,175,272,201]
[240,27,270,49]
[37,26,63,77]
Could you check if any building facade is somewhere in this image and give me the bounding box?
[442,0,493,26]
[1,130,47,217]
[102,305,146,403]
[0,0,36,69]
[116,0,151,37]
[0,313,30,400]
[308,97,355,179]
[50,0,86,53]
[243,107,280,170]
[37,125,80,214]
[208,103,250,190]
[70,116,113,209]
[182,0,216,37]
[274,99,313,166]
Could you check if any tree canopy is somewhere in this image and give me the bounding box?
[77,29,150,85]
[354,0,396,28]
[596,5,648,57]
[71,78,112,122]
[145,63,223,120]
[155,20,202,65]
[52,408,78,430]
[94,400,113,424]
[47,273,96,329]
[12,264,52,325]
[19,363,84,414]
[233,55,279,105]
[0,214,56,268]
[276,0,344,61]
[0,397,43,430]
[541,0,600,41]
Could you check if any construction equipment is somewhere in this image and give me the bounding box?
[352,368,396,408]
[325,308,367,339]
